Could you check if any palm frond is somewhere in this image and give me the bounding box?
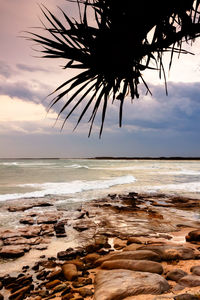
[27,0,200,136]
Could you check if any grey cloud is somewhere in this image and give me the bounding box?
[0,79,51,107]
[0,61,13,78]
[16,63,48,73]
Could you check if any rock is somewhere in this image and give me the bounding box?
[62,293,74,300]
[60,285,72,296]
[94,270,170,299]
[20,226,41,238]
[72,278,92,288]
[73,220,96,232]
[78,288,93,297]
[0,230,22,240]
[52,283,67,293]
[191,265,200,276]
[62,264,78,281]
[83,253,101,264]
[179,275,200,287]
[19,217,35,225]
[9,285,31,299]
[186,230,200,242]
[66,259,84,270]
[101,259,163,274]
[47,268,62,280]
[94,235,108,247]
[34,244,48,250]
[123,244,143,251]
[95,250,161,266]
[37,214,58,224]
[8,201,53,212]
[36,270,50,280]
[174,294,200,300]
[108,193,117,199]
[1,275,17,287]
[57,247,85,260]
[4,237,41,246]
[138,244,196,260]
[0,246,25,258]
[127,237,143,245]
[54,223,66,238]
[45,279,62,289]
[40,224,54,236]
[39,260,57,269]
[166,269,188,282]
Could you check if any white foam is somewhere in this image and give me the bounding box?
[0,162,55,167]
[146,181,200,193]
[0,175,136,201]
[158,169,200,176]
[65,164,89,169]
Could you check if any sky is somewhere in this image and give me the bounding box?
[0,0,200,158]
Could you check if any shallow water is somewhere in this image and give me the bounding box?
[1,159,200,203]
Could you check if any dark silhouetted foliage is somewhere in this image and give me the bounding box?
[27,0,200,136]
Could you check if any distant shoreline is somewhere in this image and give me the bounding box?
[1,157,200,160]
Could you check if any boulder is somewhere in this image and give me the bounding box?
[8,201,53,212]
[78,288,93,297]
[19,217,35,225]
[101,259,163,274]
[95,250,161,266]
[62,293,74,300]
[4,237,41,246]
[45,279,61,289]
[62,264,78,281]
[40,224,54,236]
[138,244,196,260]
[123,244,143,251]
[166,269,188,282]
[94,270,170,300]
[174,294,199,300]
[37,214,58,224]
[52,283,67,293]
[178,275,200,287]
[57,247,85,260]
[9,285,31,299]
[47,268,62,280]
[20,226,41,238]
[186,230,200,242]
[0,246,25,258]
[127,237,143,245]
[72,278,92,288]
[83,253,101,264]
[54,223,66,238]
[190,265,200,276]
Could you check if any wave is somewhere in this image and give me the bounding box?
[158,169,200,176]
[0,175,136,201]
[0,162,55,167]
[64,164,89,169]
[146,181,200,193]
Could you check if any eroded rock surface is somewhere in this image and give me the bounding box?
[95,250,161,266]
[101,259,163,274]
[94,269,170,300]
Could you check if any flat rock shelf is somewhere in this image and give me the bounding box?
[1,192,200,299]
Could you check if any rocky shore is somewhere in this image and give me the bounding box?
[1,192,200,299]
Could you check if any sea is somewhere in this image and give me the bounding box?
[1,158,200,205]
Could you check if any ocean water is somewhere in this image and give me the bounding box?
[0,159,200,205]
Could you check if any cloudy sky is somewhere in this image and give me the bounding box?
[0,0,200,158]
